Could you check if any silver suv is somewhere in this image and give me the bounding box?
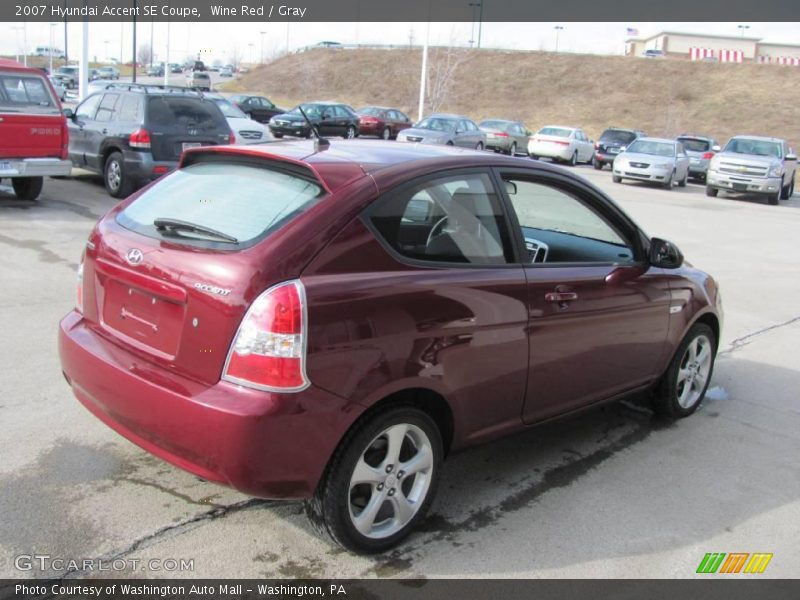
[706,136,796,205]
[185,71,211,91]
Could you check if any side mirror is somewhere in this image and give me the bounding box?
[63,108,74,119]
[505,181,518,195]
[786,152,797,161]
[712,145,721,152]
[649,237,684,269]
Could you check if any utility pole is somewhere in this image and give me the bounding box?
[63,0,68,63]
[260,31,266,63]
[554,25,564,53]
[132,0,138,83]
[164,17,171,86]
[49,23,57,73]
[418,20,431,120]
[468,2,479,48]
[476,1,483,48]
[149,17,154,69]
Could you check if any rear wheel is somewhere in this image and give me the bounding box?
[104,151,133,199]
[11,177,44,201]
[382,127,391,140]
[273,133,284,139]
[593,157,603,170]
[476,142,484,151]
[652,323,716,418]
[529,154,539,160]
[306,405,442,554]
[568,151,577,167]
[509,142,517,156]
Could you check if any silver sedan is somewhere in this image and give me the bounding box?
[612,138,691,189]
[397,114,486,150]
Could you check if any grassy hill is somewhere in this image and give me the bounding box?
[223,48,800,148]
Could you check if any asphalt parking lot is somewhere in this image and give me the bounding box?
[1,158,799,579]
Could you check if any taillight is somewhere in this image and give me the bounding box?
[594,142,600,149]
[495,132,509,137]
[76,261,84,314]
[702,152,715,159]
[129,127,151,149]
[222,280,309,392]
[229,131,236,144]
[360,116,379,124]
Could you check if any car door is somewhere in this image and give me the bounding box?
[676,143,690,180]
[577,130,593,162]
[496,169,672,423]
[338,169,530,442]
[67,93,102,168]
[88,92,120,170]
[318,105,337,136]
[393,110,412,135]
[453,120,471,148]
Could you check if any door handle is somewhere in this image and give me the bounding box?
[545,291,578,303]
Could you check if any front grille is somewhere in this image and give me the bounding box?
[630,162,650,168]
[406,136,423,142]
[239,130,263,140]
[718,161,768,177]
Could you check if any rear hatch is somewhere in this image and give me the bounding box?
[598,130,636,154]
[0,69,65,159]
[677,137,711,159]
[81,156,327,384]
[145,96,231,162]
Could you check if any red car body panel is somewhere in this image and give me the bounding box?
[58,140,722,499]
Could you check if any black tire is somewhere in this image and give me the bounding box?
[344,125,357,139]
[768,192,779,205]
[593,157,603,170]
[305,405,443,554]
[652,323,717,418]
[780,176,792,200]
[509,142,517,156]
[529,154,539,160]
[273,133,284,139]
[612,175,622,183]
[446,141,454,146]
[381,127,391,140]
[662,171,674,190]
[104,151,134,199]
[568,151,577,167]
[706,186,718,197]
[11,177,44,201]
[476,142,484,151]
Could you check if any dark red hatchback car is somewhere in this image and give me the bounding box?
[59,140,722,553]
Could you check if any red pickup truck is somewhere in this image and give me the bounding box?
[0,58,72,200]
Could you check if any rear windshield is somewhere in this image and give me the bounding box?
[192,73,210,80]
[538,127,572,138]
[146,96,226,131]
[601,130,637,144]
[117,162,325,247]
[480,120,511,130]
[0,73,59,114]
[678,138,711,152]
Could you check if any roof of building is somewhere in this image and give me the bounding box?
[626,31,762,43]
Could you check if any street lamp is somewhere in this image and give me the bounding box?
[468,2,483,49]
[554,25,564,53]
[737,24,750,39]
[49,23,58,73]
[248,43,254,65]
[12,26,23,63]
[104,40,110,62]
[260,30,267,63]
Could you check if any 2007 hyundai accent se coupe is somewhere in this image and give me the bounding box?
[59,140,722,553]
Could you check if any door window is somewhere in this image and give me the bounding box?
[75,93,102,120]
[117,95,143,122]
[95,93,120,122]
[368,173,515,265]
[503,178,634,264]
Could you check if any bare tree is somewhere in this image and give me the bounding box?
[137,43,153,66]
[425,46,468,114]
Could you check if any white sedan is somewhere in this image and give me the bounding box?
[527,125,595,166]
[209,97,271,145]
[612,138,691,189]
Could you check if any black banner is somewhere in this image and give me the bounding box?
[4,0,800,22]
[2,580,800,600]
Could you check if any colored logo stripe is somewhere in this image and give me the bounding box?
[719,553,749,573]
[697,552,773,574]
[697,553,726,573]
[744,553,773,574]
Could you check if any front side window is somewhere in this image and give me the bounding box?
[369,173,514,265]
[503,178,634,264]
[75,93,102,120]
[95,93,119,122]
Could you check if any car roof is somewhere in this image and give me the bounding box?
[426,113,467,120]
[730,135,783,143]
[677,134,713,140]
[539,125,577,131]
[480,118,517,124]
[635,137,676,144]
[0,58,51,75]
[181,139,567,193]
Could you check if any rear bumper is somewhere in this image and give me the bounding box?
[0,158,72,178]
[706,170,781,194]
[358,123,384,136]
[58,311,359,499]
[527,143,571,160]
[594,152,621,165]
[485,137,512,151]
[122,150,176,183]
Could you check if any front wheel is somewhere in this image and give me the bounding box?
[612,174,622,183]
[652,323,717,418]
[382,127,391,140]
[529,154,538,160]
[662,171,674,190]
[476,142,484,151]
[706,186,718,197]
[305,405,443,554]
[11,177,44,200]
[678,170,688,187]
[780,176,793,200]
[273,132,284,139]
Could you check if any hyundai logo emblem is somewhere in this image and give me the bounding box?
[126,248,144,265]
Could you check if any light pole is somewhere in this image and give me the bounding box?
[12,26,23,63]
[554,25,564,53]
[468,2,479,48]
[737,24,750,39]
[104,40,110,62]
[49,23,57,73]
[248,43,254,65]
[471,1,484,49]
[260,30,266,63]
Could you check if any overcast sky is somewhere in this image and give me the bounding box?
[1,21,799,64]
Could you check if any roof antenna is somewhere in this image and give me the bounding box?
[298,105,329,152]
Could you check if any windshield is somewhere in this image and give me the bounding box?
[416,117,457,132]
[480,120,511,130]
[724,138,782,158]
[538,127,572,138]
[212,99,247,119]
[118,162,325,247]
[57,67,78,74]
[289,103,323,118]
[678,138,711,152]
[626,140,675,157]
[601,130,637,144]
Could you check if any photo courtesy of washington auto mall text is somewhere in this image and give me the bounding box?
[1,0,800,599]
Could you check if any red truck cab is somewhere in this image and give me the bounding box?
[0,58,72,200]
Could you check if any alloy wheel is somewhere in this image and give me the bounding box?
[106,160,121,192]
[676,334,713,409]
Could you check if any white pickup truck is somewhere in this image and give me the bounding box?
[706,136,796,205]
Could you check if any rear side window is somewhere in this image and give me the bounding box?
[117,162,325,247]
[146,97,225,131]
[117,95,143,122]
[0,73,59,114]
